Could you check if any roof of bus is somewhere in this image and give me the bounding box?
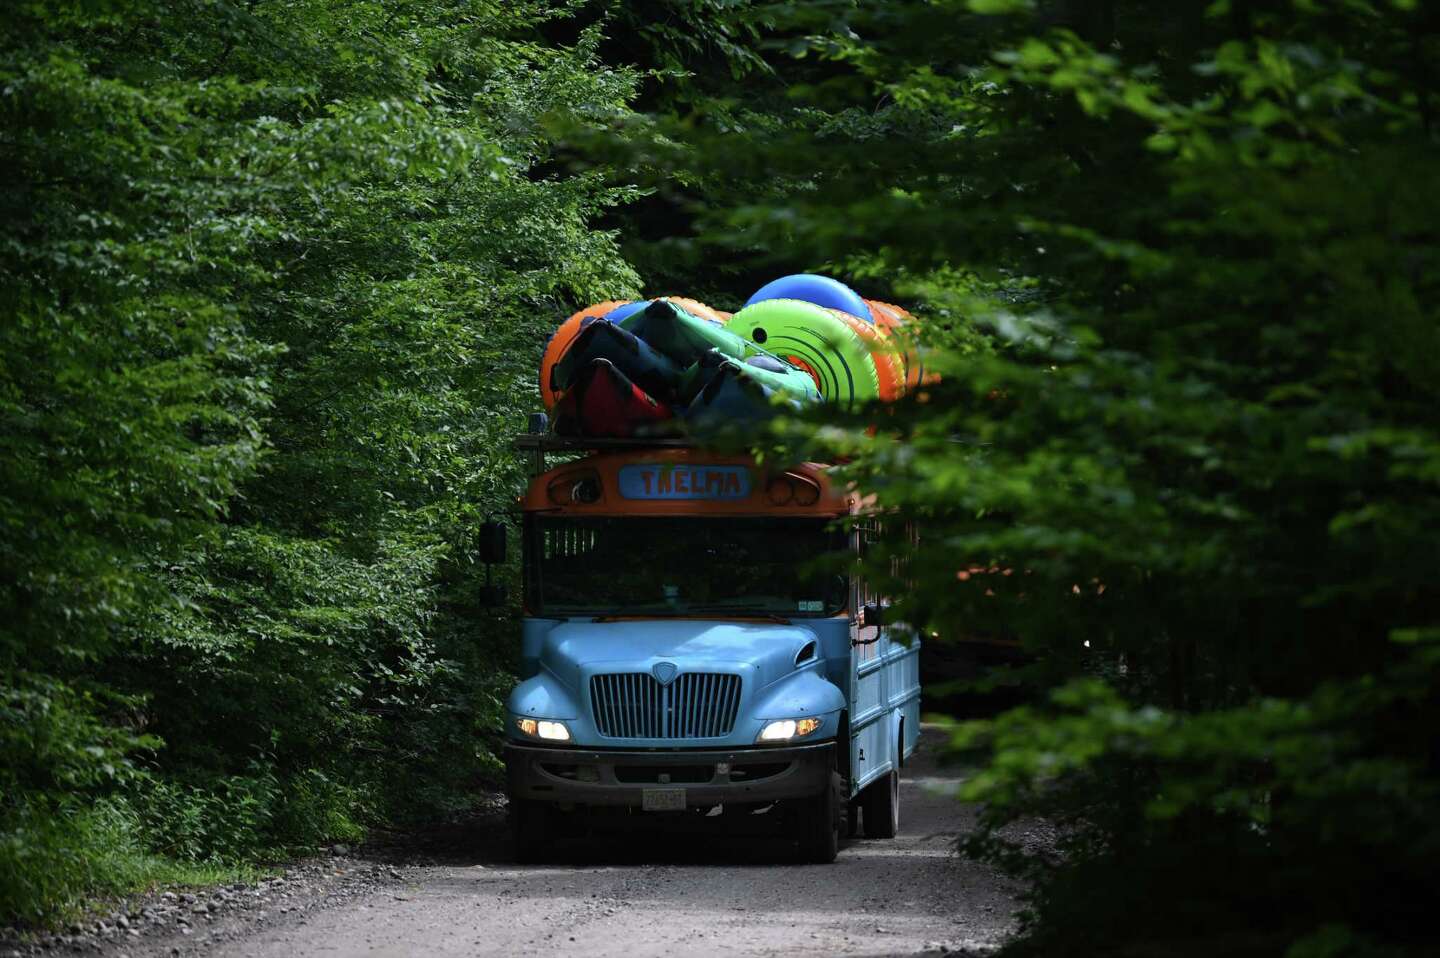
[520,448,851,518]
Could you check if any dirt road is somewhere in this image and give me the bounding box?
[87,727,1016,958]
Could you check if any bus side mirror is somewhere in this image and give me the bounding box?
[860,602,885,627]
[479,520,507,565]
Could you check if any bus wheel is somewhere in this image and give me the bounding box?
[799,772,841,863]
[863,769,900,839]
[846,800,861,838]
[510,798,550,863]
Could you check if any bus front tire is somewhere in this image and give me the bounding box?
[510,798,549,863]
[799,772,842,863]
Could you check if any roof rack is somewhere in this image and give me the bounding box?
[511,434,695,453]
[513,415,704,473]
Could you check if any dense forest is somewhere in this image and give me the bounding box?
[3,1,1437,955]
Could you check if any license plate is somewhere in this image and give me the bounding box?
[642,787,686,811]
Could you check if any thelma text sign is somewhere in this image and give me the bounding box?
[618,464,752,500]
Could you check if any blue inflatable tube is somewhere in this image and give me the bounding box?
[744,274,873,323]
[603,301,651,325]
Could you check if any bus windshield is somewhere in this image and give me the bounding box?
[528,516,847,618]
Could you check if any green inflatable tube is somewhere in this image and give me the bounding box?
[725,298,881,405]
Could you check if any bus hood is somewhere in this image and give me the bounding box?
[537,618,824,695]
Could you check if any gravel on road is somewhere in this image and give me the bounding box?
[4,726,1018,958]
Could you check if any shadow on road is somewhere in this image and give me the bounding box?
[368,807,864,870]
[362,725,978,874]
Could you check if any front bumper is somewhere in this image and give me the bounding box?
[504,739,834,808]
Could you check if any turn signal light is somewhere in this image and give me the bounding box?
[764,472,821,506]
[791,475,821,506]
[765,477,794,505]
[516,718,571,741]
[547,470,602,505]
[757,716,824,743]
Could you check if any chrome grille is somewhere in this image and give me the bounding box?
[590,672,742,739]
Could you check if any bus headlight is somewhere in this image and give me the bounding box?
[516,718,571,742]
[757,717,823,743]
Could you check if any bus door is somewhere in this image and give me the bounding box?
[847,521,922,797]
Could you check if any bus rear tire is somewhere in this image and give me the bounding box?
[862,769,900,839]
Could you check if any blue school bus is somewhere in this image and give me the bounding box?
[497,432,921,862]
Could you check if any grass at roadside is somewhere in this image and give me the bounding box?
[1,798,273,931]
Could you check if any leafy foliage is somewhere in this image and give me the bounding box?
[1,0,637,922]
[654,1,1440,954]
[5,2,1438,954]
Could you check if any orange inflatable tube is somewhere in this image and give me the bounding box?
[539,300,632,410]
[866,299,934,390]
[829,309,906,402]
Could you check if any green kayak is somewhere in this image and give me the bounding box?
[679,348,821,407]
[622,300,761,367]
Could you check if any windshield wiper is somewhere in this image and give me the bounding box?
[686,607,792,624]
[568,611,716,622]
[551,608,795,624]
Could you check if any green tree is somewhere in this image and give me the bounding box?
[2,0,638,921]
[629,1,1440,954]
